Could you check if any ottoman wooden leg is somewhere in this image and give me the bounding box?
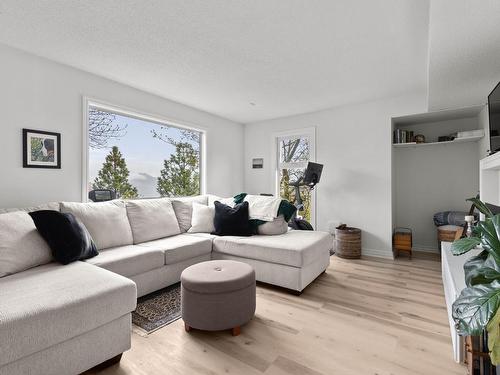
[185,322,192,332]
[232,326,241,336]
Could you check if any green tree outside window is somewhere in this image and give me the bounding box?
[93,146,138,199]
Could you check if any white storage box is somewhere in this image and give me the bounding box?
[456,129,484,138]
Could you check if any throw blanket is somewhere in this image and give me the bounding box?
[433,211,477,227]
[243,195,282,221]
[233,193,297,223]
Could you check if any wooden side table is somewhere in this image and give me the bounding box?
[393,227,412,258]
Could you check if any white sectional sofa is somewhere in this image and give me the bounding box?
[0,195,332,374]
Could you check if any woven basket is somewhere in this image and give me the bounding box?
[335,227,361,259]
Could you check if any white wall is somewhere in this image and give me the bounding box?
[244,92,426,257]
[478,105,491,159]
[394,118,480,251]
[428,0,500,111]
[0,44,244,208]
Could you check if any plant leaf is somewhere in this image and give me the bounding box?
[464,251,489,287]
[452,279,500,336]
[451,237,481,255]
[493,215,500,246]
[467,254,500,286]
[487,308,500,366]
[478,219,500,263]
[467,197,494,218]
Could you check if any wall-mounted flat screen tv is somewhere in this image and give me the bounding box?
[488,81,500,155]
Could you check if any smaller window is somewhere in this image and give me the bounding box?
[277,135,312,221]
[279,136,310,165]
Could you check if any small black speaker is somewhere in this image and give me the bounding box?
[88,189,116,202]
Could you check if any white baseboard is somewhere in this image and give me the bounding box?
[362,248,394,259]
[357,246,439,260]
[412,245,439,253]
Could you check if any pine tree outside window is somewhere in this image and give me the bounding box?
[86,103,202,199]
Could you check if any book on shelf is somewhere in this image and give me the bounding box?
[393,129,415,144]
[408,131,414,143]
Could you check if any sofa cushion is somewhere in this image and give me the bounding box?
[126,199,180,243]
[0,202,60,214]
[0,211,53,278]
[60,201,133,250]
[85,245,164,277]
[0,261,136,367]
[212,230,333,267]
[171,195,208,232]
[138,234,213,265]
[185,232,219,240]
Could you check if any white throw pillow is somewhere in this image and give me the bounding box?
[207,194,235,207]
[60,201,133,250]
[171,195,208,232]
[0,211,53,278]
[257,215,289,235]
[188,202,215,233]
[126,198,181,243]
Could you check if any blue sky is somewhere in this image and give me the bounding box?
[89,113,199,197]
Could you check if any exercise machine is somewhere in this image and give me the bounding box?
[288,162,323,230]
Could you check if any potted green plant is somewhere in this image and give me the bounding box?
[451,198,500,366]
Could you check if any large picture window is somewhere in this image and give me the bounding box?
[86,104,202,199]
[276,129,315,222]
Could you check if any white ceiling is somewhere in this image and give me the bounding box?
[0,1,430,123]
[428,0,500,111]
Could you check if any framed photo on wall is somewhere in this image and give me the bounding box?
[23,129,61,169]
[252,158,264,169]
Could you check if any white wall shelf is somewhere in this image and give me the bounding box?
[393,135,483,148]
[392,105,484,127]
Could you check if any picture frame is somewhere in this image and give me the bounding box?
[23,129,61,169]
[252,158,264,169]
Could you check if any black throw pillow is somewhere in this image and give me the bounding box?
[29,210,98,265]
[212,201,253,236]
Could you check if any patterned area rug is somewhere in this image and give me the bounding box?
[132,283,181,334]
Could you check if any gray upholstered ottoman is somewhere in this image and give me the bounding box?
[181,260,256,336]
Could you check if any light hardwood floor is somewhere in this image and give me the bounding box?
[89,253,466,375]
